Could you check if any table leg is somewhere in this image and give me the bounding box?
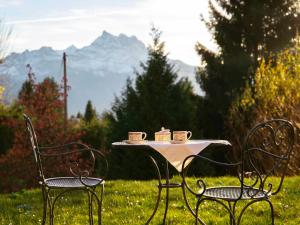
[162,160,170,224]
[145,155,163,224]
[146,156,180,224]
[145,186,162,224]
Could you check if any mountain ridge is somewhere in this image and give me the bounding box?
[0,31,198,114]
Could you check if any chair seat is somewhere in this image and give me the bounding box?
[44,177,104,188]
[203,186,269,200]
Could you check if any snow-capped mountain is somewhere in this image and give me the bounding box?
[0,31,197,115]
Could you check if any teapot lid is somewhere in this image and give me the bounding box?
[156,127,170,134]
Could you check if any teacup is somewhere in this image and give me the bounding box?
[128,132,147,142]
[173,131,192,142]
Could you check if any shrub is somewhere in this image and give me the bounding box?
[227,46,300,174]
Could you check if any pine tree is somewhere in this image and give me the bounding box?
[84,100,97,123]
[18,80,34,101]
[110,27,198,140]
[107,27,199,179]
[197,0,300,137]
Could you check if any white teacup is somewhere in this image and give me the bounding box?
[128,132,147,141]
[173,131,192,142]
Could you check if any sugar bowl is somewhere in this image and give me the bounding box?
[155,127,171,142]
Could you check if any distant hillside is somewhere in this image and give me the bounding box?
[0,31,198,115]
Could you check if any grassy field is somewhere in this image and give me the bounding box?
[0,176,300,225]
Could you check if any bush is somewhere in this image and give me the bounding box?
[227,46,300,174]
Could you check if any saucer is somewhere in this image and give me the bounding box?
[170,140,188,144]
[123,140,146,144]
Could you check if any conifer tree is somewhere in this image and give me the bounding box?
[197,0,300,137]
[84,100,97,123]
[109,27,198,141]
[107,27,199,179]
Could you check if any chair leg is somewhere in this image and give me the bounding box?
[197,198,235,225]
[49,201,54,225]
[49,191,59,225]
[42,188,48,225]
[88,191,94,225]
[97,185,104,225]
[42,201,47,225]
[195,199,200,225]
[237,199,275,225]
[195,198,207,225]
[237,200,260,225]
[228,201,237,225]
[232,202,237,225]
[40,187,105,225]
[44,189,54,225]
[265,199,274,225]
[228,202,233,225]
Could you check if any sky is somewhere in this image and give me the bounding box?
[1,0,217,65]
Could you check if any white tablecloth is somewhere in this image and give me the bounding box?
[113,140,231,172]
[148,140,231,172]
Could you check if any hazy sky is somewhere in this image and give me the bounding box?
[1,0,217,65]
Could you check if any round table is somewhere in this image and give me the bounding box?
[112,140,231,224]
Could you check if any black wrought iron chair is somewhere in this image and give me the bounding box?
[182,119,295,225]
[24,114,108,225]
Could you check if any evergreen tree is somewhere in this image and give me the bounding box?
[107,27,199,179]
[76,112,83,119]
[18,65,36,102]
[18,80,34,101]
[197,0,300,137]
[84,100,97,123]
[109,27,198,141]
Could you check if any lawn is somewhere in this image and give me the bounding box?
[0,176,299,225]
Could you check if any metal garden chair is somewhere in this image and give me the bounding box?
[182,119,295,225]
[24,114,108,225]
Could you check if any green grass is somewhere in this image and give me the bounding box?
[0,176,300,224]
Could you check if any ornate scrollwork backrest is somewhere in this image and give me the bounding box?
[23,114,45,180]
[241,119,295,196]
[23,114,108,186]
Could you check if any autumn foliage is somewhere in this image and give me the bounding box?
[0,77,80,192]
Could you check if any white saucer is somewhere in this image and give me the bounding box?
[123,140,147,144]
[170,140,188,144]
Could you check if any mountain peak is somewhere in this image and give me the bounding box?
[102,30,112,37]
[66,45,78,53]
[39,46,54,52]
[118,33,138,42]
[91,30,116,46]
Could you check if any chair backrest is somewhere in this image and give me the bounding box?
[241,119,295,196]
[23,114,45,181]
